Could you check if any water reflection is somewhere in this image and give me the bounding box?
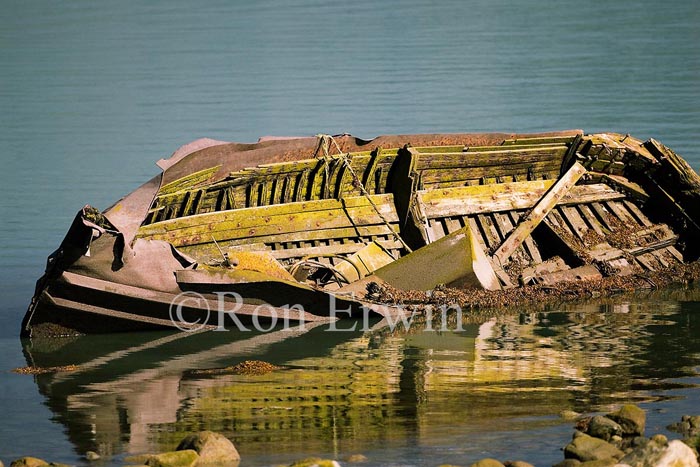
[22,286,700,465]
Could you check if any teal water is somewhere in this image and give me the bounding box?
[1,0,699,465]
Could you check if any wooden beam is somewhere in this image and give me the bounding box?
[493,162,587,264]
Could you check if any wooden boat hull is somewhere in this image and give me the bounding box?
[23,131,700,337]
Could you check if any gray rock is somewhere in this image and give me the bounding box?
[84,451,100,461]
[587,416,623,441]
[619,439,698,467]
[344,454,367,463]
[564,432,625,462]
[176,431,240,464]
[605,405,645,437]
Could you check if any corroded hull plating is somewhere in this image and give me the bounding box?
[23,131,700,337]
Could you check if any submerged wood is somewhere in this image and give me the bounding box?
[21,130,700,337]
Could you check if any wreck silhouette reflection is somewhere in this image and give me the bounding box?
[22,286,700,464]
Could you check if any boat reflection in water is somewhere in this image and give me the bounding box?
[22,286,700,465]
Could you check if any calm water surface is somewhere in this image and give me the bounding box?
[1,0,699,465]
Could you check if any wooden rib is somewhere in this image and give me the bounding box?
[577,204,604,236]
[590,202,615,231]
[560,206,589,241]
[476,214,501,250]
[623,200,653,227]
[605,200,634,224]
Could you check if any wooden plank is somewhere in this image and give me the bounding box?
[623,200,653,227]
[493,213,515,239]
[605,200,634,224]
[651,250,670,268]
[476,214,501,250]
[420,159,563,184]
[509,211,542,263]
[560,205,589,241]
[416,146,567,170]
[626,234,679,257]
[428,218,446,241]
[667,246,684,262]
[494,162,587,264]
[444,217,462,235]
[578,204,604,236]
[590,202,615,231]
[636,253,657,271]
[467,217,489,251]
[419,181,623,219]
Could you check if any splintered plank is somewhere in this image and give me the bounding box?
[494,162,587,264]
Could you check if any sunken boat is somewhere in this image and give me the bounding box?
[23,130,700,337]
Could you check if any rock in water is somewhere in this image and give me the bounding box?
[9,458,48,467]
[143,450,198,467]
[504,462,535,467]
[344,454,367,463]
[84,451,100,461]
[176,431,240,464]
[564,432,624,462]
[552,460,581,467]
[620,439,698,467]
[469,459,505,467]
[606,405,646,436]
[587,416,623,441]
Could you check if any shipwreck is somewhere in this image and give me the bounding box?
[22,130,700,337]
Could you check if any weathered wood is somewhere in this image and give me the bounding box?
[622,200,652,227]
[493,162,587,264]
[416,146,568,170]
[605,200,634,224]
[138,194,398,240]
[560,206,589,241]
[626,234,679,257]
[419,181,623,219]
[590,202,615,231]
[509,211,542,263]
[420,159,564,184]
[578,204,604,236]
[501,135,577,146]
[476,214,501,250]
[267,239,403,260]
[158,166,222,196]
